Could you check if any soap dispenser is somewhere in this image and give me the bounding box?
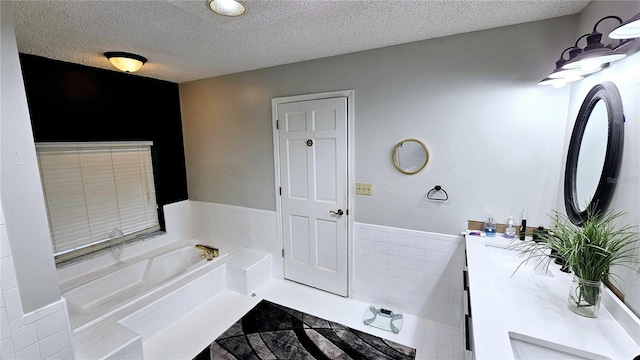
[504,217,516,239]
[519,209,527,241]
[483,217,496,237]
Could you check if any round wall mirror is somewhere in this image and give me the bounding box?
[565,82,624,225]
[392,139,429,175]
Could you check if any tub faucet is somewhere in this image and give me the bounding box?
[195,244,219,261]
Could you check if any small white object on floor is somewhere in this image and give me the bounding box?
[362,305,404,334]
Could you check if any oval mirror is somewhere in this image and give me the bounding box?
[565,82,624,225]
[392,139,429,175]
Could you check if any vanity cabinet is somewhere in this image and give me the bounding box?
[464,233,640,359]
[461,249,474,359]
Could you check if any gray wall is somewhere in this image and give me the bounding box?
[180,15,577,235]
[555,1,640,316]
[1,1,60,312]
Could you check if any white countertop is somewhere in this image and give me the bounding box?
[465,232,640,360]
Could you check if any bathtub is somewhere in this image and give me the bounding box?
[61,240,228,330]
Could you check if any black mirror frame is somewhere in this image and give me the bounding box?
[564,82,624,226]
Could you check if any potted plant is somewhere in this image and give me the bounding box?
[514,207,639,318]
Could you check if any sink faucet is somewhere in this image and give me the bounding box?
[195,244,219,261]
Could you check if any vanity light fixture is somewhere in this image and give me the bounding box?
[609,12,640,39]
[538,76,571,88]
[104,52,147,73]
[539,44,590,87]
[562,16,627,71]
[208,0,246,17]
[546,46,585,79]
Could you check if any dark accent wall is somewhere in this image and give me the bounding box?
[19,54,188,219]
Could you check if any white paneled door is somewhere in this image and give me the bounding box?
[277,97,348,296]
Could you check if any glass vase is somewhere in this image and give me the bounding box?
[567,275,602,318]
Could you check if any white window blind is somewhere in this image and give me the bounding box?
[36,142,159,261]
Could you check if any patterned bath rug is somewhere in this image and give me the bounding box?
[193,299,416,360]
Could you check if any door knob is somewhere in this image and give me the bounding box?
[329,209,344,216]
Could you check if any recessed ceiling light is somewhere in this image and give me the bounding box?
[208,0,246,17]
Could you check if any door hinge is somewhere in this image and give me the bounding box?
[276,120,279,129]
[282,248,284,257]
[279,187,282,196]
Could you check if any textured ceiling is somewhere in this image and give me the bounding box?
[12,0,589,83]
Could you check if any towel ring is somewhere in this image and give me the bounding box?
[426,185,448,201]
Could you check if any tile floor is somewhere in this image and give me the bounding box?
[144,279,464,359]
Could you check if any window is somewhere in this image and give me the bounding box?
[36,142,159,264]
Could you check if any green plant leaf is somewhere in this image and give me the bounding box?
[511,206,639,285]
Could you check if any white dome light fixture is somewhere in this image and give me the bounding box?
[208,0,246,17]
[104,52,147,73]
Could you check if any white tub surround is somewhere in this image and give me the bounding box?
[190,201,281,277]
[465,233,640,359]
[226,249,272,295]
[353,223,465,327]
[61,240,228,330]
[68,242,272,360]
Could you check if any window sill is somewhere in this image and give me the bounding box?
[55,230,166,269]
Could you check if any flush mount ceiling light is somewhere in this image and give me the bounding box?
[562,16,627,71]
[609,12,640,39]
[208,0,246,17]
[104,52,147,73]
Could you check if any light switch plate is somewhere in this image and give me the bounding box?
[356,182,373,195]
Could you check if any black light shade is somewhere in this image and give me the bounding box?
[542,42,593,85]
[547,48,582,79]
[562,33,625,70]
[538,15,635,86]
[562,16,626,71]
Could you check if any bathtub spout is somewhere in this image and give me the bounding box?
[195,244,219,261]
